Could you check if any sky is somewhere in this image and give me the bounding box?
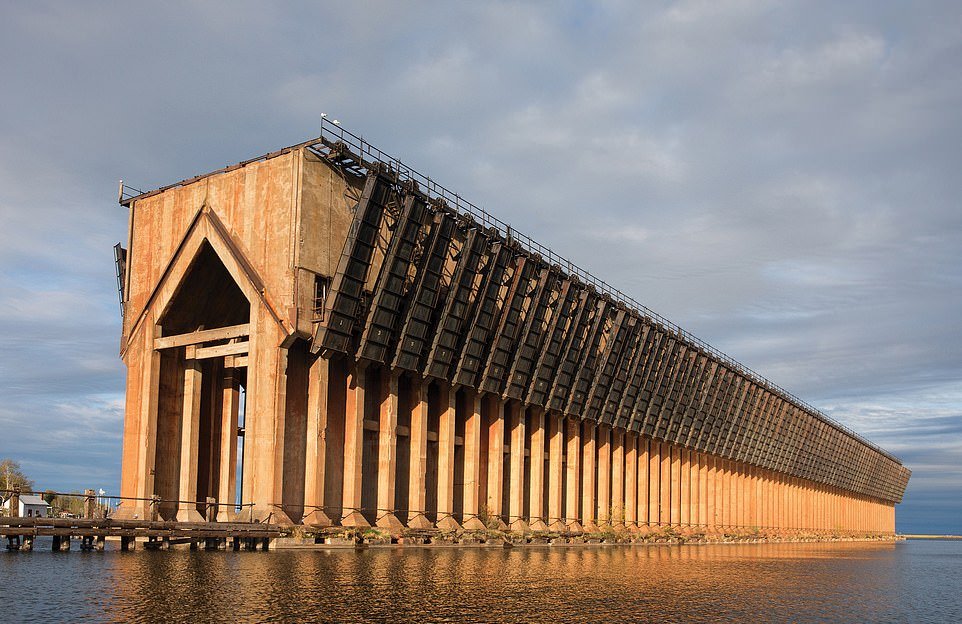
[0,1,959,534]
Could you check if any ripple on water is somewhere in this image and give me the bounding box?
[2,540,960,623]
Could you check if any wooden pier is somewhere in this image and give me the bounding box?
[1,516,281,552]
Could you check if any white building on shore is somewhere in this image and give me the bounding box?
[2,494,49,518]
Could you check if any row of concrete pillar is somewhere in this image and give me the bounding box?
[278,360,894,535]
[162,353,894,534]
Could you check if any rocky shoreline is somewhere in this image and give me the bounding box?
[272,525,902,549]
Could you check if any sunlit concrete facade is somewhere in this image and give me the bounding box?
[114,130,910,535]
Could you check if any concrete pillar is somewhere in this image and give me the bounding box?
[723,456,731,531]
[680,448,691,527]
[565,416,582,532]
[611,428,625,527]
[659,441,671,527]
[834,488,839,531]
[738,460,746,529]
[649,440,661,527]
[707,454,717,532]
[818,486,827,531]
[771,474,778,532]
[547,412,565,531]
[728,461,737,529]
[830,487,842,532]
[596,424,611,526]
[670,444,681,527]
[782,476,789,532]
[791,477,797,531]
[762,469,774,529]
[341,366,369,527]
[778,472,784,531]
[783,475,789,532]
[407,377,432,529]
[462,391,485,530]
[376,371,403,532]
[813,484,819,532]
[759,468,767,530]
[124,327,161,521]
[756,468,763,530]
[730,462,739,529]
[767,469,774,531]
[775,475,788,532]
[738,463,752,528]
[789,477,802,531]
[528,408,547,531]
[216,368,241,522]
[798,478,803,531]
[625,432,637,529]
[721,459,731,529]
[638,436,650,528]
[779,473,785,532]
[736,460,744,528]
[581,420,597,531]
[243,319,293,525]
[698,452,708,529]
[508,402,527,532]
[689,451,699,528]
[797,479,803,531]
[486,398,506,528]
[177,359,204,522]
[436,384,460,531]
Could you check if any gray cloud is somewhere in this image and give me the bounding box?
[0,0,959,533]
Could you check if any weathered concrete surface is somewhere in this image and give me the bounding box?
[114,132,907,538]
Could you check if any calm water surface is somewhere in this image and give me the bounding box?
[2,539,960,622]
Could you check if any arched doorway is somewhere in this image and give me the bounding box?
[153,241,251,521]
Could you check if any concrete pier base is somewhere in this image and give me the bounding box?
[462,517,486,531]
[301,510,333,526]
[528,519,549,532]
[406,513,434,530]
[176,508,204,523]
[340,511,370,527]
[436,516,462,532]
[376,513,405,532]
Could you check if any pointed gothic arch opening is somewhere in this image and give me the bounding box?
[153,241,252,520]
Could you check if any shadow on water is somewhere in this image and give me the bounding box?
[3,540,960,622]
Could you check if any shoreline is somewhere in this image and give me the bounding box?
[901,534,962,540]
[269,527,902,550]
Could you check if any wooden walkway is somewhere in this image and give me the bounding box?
[1,516,282,551]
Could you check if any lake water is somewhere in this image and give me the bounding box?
[2,539,960,622]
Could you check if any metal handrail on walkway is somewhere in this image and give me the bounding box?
[0,489,258,522]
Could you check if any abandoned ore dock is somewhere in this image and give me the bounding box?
[4,119,910,553]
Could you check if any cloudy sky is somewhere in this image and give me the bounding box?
[1,1,959,533]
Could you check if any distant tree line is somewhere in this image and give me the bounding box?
[1,458,88,517]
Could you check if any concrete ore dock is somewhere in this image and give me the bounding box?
[100,120,909,548]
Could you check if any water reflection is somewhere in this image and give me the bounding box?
[5,540,955,623]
